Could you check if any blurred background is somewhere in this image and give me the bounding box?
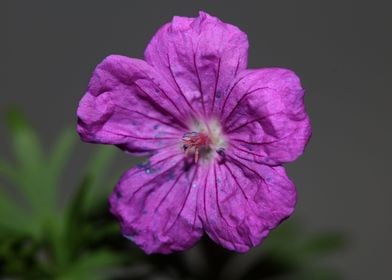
[1,0,391,279]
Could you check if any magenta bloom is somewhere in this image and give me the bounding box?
[77,12,311,254]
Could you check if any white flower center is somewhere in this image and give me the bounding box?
[182,119,227,163]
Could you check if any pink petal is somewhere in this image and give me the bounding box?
[198,156,296,252]
[144,11,248,118]
[221,68,311,164]
[109,148,204,254]
[77,55,187,154]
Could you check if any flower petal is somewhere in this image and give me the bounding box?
[221,68,311,164]
[144,11,249,117]
[77,55,187,154]
[109,148,204,254]
[198,157,296,252]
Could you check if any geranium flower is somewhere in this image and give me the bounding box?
[77,11,311,254]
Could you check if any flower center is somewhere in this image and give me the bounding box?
[181,119,227,163]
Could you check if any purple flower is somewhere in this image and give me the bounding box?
[77,12,311,254]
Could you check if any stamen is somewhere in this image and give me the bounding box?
[182,131,210,162]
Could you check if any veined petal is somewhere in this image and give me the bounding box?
[198,156,296,252]
[144,11,249,117]
[221,68,311,164]
[109,148,203,254]
[77,55,187,154]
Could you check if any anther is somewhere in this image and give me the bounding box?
[182,131,210,162]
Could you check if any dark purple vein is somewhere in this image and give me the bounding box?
[226,112,282,134]
[133,83,188,129]
[166,54,198,116]
[193,52,206,115]
[164,164,199,233]
[116,105,184,131]
[219,72,255,118]
[213,163,239,251]
[210,58,221,115]
[222,86,268,124]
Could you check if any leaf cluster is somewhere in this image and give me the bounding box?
[0,108,138,279]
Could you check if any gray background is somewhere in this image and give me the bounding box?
[2,0,391,279]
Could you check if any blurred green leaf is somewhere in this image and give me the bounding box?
[51,176,92,269]
[52,148,119,268]
[65,176,90,254]
[0,158,20,185]
[41,127,78,259]
[0,108,136,279]
[88,222,120,244]
[5,107,43,170]
[46,127,77,204]
[83,146,117,213]
[0,186,29,234]
[3,108,51,226]
[49,127,77,176]
[59,250,125,280]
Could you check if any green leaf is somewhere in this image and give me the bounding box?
[44,127,77,212]
[53,176,91,267]
[0,186,30,234]
[5,107,43,170]
[66,176,90,236]
[48,127,77,183]
[82,146,117,213]
[0,158,20,185]
[3,108,51,222]
[58,250,125,280]
[88,222,120,243]
[52,146,116,268]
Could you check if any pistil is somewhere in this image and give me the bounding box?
[182,131,211,162]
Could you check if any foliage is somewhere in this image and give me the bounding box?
[0,108,344,279]
[0,108,138,279]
